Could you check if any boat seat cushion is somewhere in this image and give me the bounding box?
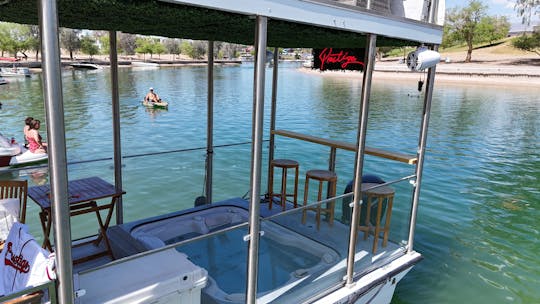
[133,233,166,250]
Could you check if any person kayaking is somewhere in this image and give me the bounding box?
[144,87,161,103]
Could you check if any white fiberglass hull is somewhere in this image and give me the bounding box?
[312,252,421,304]
[9,149,48,166]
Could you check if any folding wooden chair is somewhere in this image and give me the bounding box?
[0,179,28,223]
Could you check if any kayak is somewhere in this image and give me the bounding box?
[142,100,168,108]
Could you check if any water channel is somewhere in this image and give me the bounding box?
[1,62,539,303]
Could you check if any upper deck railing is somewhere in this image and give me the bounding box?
[318,0,443,25]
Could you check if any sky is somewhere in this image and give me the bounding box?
[449,0,538,30]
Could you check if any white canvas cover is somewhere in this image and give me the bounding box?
[0,222,56,296]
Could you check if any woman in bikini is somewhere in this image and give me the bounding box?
[23,116,33,147]
[26,119,47,154]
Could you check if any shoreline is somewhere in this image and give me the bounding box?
[300,64,540,88]
[3,57,540,87]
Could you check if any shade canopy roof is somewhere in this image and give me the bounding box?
[0,0,443,47]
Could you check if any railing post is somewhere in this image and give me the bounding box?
[408,44,438,253]
[38,0,74,302]
[327,146,337,197]
[206,40,214,204]
[246,15,267,304]
[267,48,279,193]
[345,33,377,286]
[109,30,123,224]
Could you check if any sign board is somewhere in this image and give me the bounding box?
[312,48,365,71]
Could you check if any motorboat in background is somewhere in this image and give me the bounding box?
[0,134,48,168]
[131,61,159,67]
[70,61,102,70]
[0,77,7,85]
[0,65,31,77]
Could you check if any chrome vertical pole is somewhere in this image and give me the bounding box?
[246,15,267,303]
[39,0,74,303]
[109,31,124,224]
[206,40,214,204]
[345,34,377,286]
[408,45,438,253]
[267,47,279,191]
[429,0,439,24]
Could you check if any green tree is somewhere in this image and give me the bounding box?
[0,22,33,58]
[445,0,488,62]
[135,37,163,59]
[475,15,511,45]
[180,41,194,58]
[512,32,540,55]
[60,28,81,60]
[152,42,166,58]
[80,36,99,58]
[0,25,9,57]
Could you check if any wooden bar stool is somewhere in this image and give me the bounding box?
[358,183,395,254]
[301,169,337,230]
[268,159,299,211]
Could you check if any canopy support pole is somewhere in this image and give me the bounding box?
[206,40,214,204]
[408,45,438,252]
[267,47,279,192]
[109,31,123,224]
[38,0,74,302]
[345,33,377,286]
[246,15,267,303]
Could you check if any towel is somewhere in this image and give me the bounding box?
[0,198,20,242]
[0,222,56,296]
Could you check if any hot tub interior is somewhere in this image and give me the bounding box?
[128,205,340,302]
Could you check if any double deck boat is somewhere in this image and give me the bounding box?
[0,0,444,303]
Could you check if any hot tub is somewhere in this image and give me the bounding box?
[129,204,339,303]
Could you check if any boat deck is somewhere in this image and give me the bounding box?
[81,197,404,302]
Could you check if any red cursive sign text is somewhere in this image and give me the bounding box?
[318,48,364,70]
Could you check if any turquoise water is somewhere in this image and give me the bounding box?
[1,63,539,303]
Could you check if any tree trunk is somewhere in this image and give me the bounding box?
[465,41,473,63]
[69,51,73,60]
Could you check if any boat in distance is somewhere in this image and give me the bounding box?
[0,66,31,77]
[131,61,160,67]
[70,62,102,70]
[0,0,445,303]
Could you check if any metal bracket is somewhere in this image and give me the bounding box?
[243,230,264,242]
[409,179,417,187]
[349,199,362,208]
[74,289,86,298]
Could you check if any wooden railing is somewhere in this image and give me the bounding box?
[272,129,417,165]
